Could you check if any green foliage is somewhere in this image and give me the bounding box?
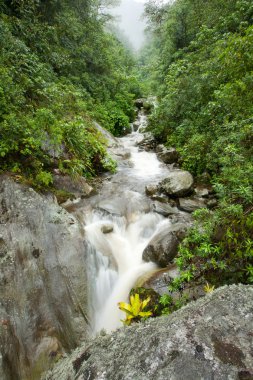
[0,0,139,186]
[35,171,53,187]
[159,293,188,316]
[142,0,253,291]
[118,293,153,326]
[170,207,253,291]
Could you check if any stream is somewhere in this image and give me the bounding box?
[80,110,173,333]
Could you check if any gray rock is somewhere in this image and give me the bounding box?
[170,212,193,225]
[145,184,158,196]
[142,223,188,267]
[152,201,178,217]
[93,121,119,149]
[156,145,179,164]
[179,197,207,213]
[53,174,94,199]
[44,285,253,380]
[194,186,210,198]
[135,98,145,109]
[101,224,114,234]
[133,121,140,131]
[207,198,218,209]
[159,170,194,197]
[112,147,131,160]
[137,132,156,151]
[141,265,179,295]
[143,100,153,113]
[0,176,90,380]
[150,194,168,203]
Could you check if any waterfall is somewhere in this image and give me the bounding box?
[84,110,171,333]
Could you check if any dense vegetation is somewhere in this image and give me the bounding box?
[1,0,252,315]
[0,0,140,188]
[141,0,253,292]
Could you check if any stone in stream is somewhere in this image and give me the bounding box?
[135,98,145,109]
[178,197,207,213]
[133,120,140,131]
[145,184,158,196]
[159,170,194,197]
[142,223,189,267]
[111,147,131,160]
[137,132,156,151]
[43,285,253,380]
[156,144,179,164]
[0,176,90,380]
[152,201,178,217]
[101,224,114,234]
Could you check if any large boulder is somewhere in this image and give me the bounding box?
[44,285,253,380]
[159,170,194,197]
[142,223,188,267]
[156,145,179,164]
[0,176,90,380]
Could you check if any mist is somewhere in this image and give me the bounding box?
[110,0,147,51]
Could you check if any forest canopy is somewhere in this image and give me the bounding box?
[0,0,139,187]
[140,0,253,288]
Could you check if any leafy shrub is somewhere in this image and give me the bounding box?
[118,293,152,326]
[0,0,138,187]
[169,206,253,292]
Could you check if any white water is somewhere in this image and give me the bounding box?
[84,110,172,333]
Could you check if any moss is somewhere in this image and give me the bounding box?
[52,189,76,204]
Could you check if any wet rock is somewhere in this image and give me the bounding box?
[207,198,218,209]
[97,191,151,219]
[93,121,119,149]
[0,237,8,258]
[142,223,189,267]
[141,266,179,295]
[194,186,210,198]
[0,176,89,380]
[178,197,207,213]
[135,98,145,109]
[152,201,178,217]
[150,194,169,203]
[44,285,253,380]
[112,147,131,160]
[101,224,114,234]
[143,100,153,113]
[133,121,140,131]
[156,145,179,164]
[145,184,158,196]
[170,212,193,225]
[159,170,194,197]
[137,132,156,151]
[53,174,94,199]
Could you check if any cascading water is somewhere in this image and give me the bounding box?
[83,109,172,334]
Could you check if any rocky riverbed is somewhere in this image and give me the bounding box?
[0,105,251,379]
[44,284,253,380]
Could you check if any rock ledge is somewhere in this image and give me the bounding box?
[44,284,253,380]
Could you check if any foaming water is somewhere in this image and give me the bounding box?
[84,109,171,333]
[131,150,163,177]
[85,208,171,333]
